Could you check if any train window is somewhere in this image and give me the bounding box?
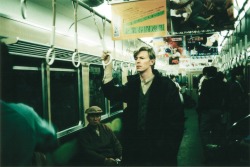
[50,69,80,131]
[110,62,123,115]
[89,64,106,116]
[12,68,43,117]
[6,56,44,117]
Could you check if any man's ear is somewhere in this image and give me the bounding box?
[150,59,155,65]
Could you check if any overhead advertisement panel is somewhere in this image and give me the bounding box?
[168,0,235,35]
[111,0,167,40]
[153,36,186,65]
[185,33,219,58]
[109,0,144,4]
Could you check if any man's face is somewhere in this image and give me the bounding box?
[134,51,155,73]
[87,114,101,126]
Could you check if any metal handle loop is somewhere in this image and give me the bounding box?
[21,0,27,19]
[72,52,81,67]
[102,53,113,69]
[46,47,55,65]
[46,0,57,66]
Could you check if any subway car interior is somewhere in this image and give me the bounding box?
[0,0,249,166]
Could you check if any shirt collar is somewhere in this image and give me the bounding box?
[140,74,155,85]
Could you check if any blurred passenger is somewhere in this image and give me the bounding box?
[170,74,184,104]
[198,66,227,163]
[198,66,209,95]
[77,106,122,166]
[217,71,227,83]
[101,47,184,166]
[197,66,209,124]
[170,74,181,91]
[0,42,58,166]
[226,67,249,125]
[216,71,229,126]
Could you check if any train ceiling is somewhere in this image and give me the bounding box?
[0,0,249,72]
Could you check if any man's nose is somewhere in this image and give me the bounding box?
[93,116,99,120]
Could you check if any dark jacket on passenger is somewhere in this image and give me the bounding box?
[226,79,249,123]
[102,70,184,165]
[199,77,227,111]
[78,124,122,165]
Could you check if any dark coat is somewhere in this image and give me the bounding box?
[199,77,227,111]
[78,124,122,165]
[102,70,184,165]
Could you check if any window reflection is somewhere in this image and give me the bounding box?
[89,64,106,115]
[50,71,79,131]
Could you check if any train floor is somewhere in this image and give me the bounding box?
[178,108,205,166]
[177,108,250,166]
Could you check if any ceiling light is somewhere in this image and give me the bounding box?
[93,1,112,20]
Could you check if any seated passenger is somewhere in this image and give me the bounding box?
[77,106,122,166]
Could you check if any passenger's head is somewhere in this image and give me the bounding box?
[231,67,243,82]
[207,66,217,78]
[133,46,156,72]
[216,71,225,81]
[202,67,209,76]
[0,42,13,101]
[85,106,103,126]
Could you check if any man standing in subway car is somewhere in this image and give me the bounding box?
[101,47,185,166]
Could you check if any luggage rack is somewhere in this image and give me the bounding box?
[2,37,102,65]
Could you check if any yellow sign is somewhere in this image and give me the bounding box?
[111,0,167,40]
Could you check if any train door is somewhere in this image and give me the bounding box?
[187,71,202,104]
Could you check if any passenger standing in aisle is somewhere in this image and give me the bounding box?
[170,74,184,104]
[198,67,227,163]
[226,67,249,124]
[197,66,209,125]
[101,47,185,166]
[0,42,58,166]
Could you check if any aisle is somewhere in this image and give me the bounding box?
[178,108,205,166]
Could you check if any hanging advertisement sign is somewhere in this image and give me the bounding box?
[111,0,167,40]
[153,36,187,65]
[168,0,235,35]
[109,0,143,4]
[186,33,219,57]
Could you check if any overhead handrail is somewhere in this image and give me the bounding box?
[92,11,112,68]
[46,0,56,65]
[68,15,92,30]
[20,0,27,19]
[71,0,81,67]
